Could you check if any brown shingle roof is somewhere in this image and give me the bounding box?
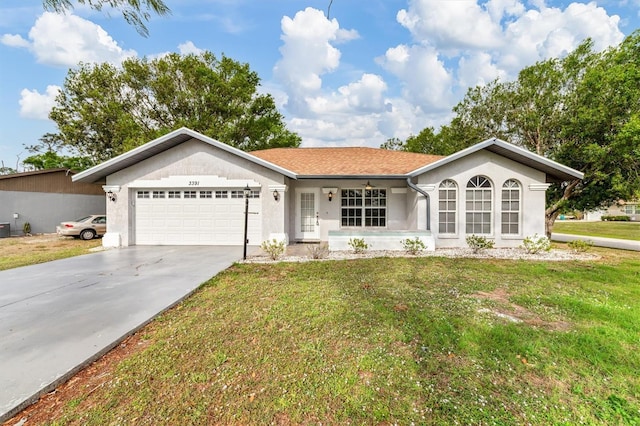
[250,147,443,176]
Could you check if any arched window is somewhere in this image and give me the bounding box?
[501,179,521,235]
[438,180,457,234]
[466,175,492,234]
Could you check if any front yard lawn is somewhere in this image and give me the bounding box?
[553,220,640,241]
[0,234,101,271]
[16,248,640,425]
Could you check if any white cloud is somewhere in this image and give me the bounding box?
[500,2,624,70]
[273,2,625,149]
[19,85,61,119]
[1,12,136,67]
[396,0,505,50]
[0,33,30,48]
[379,44,454,111]
[457,52,506,88]
[178,41,203,55]
[274,7,359,112]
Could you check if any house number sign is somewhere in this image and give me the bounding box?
[188,181,200,186]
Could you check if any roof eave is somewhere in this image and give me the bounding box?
[296,174,409,180]
[72,127,298,183]
[409,138,584,182]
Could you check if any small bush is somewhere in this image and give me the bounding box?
[401,237,426,255]
[521,234,551,254]
[466,234,495,253]
[23,222,32,236]
[601,215,630,221]
[348,238,369,254]
[568,239,594,253]
[260,239,286,260]
[307,243,329,259]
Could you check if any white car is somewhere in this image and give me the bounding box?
[56,215,107,240]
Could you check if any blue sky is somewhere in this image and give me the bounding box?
[0,0,637,170]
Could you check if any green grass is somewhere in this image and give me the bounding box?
[0,236,102,271]
[554,220,640,241]
[44,249,640,425]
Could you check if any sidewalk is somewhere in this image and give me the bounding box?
[551,233,640,251]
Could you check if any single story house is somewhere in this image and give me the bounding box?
[72,127,583,250]
[0,168,105,236]
[583,200,639,222]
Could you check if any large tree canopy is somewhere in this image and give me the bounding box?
[48,52,301,164]
[43,0,170,36]
[384,30,640,235]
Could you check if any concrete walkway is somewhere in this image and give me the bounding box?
[0,245,246,422]
[552,233,640,251]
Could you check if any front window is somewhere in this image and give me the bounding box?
[341,188,386,227]
[466,176,492,234]
[438,180,457,234]
[623,204,638,214]
[501,179,521,235]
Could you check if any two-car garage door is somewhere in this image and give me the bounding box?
[134,189,261,245]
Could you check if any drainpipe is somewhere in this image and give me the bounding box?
[406,177,430,231]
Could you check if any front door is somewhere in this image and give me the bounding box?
[295,189,320,240]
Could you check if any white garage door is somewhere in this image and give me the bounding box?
[134,189,261,245]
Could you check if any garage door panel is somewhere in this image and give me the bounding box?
[135,189,262,245]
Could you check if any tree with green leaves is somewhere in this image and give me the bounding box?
[22,151,93,171]
[42,0,170,37]
[47,52,301,164]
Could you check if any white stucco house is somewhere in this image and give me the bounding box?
[72,127,584,251]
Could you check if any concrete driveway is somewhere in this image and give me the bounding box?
[0,245,245,422]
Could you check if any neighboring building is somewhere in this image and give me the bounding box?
[0,169,105,235]
[72,127,584,250]
[584,201,639,221]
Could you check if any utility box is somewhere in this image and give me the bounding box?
[0,222,10,238]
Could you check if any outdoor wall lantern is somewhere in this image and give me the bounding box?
[272,189,280,201]
[328,191,333,202]
[107,191,117,202]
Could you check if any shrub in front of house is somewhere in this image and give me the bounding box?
[601,215,630,221]
[307,243,330,259]
[466,234,495,253]
[568,239,594,253]
[348,238,369,254]
[401,237,426,255]
[521,234,551,254]
[260,239,286,260]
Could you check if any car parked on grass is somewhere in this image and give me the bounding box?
[56,215,107,240]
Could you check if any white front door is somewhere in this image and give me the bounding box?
[295,189,320,240]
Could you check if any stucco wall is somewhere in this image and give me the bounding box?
[104,139,287,247]
[417,150,548,248]
[287,179,410,241]
[0,191,105,235]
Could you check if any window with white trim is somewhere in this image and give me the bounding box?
[184,191,196,199]
[438,180,457,234]
[137,191,149,199]
[215,190,228,199]
[168,191,181,199]
[501,179,521,235]
[466,176,492,234]
[623,204,638,214]
[341,188,386,227]
[199,190,213,199]
[152,190,165,199]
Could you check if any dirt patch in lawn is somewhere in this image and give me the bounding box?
[471,288,571,331]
